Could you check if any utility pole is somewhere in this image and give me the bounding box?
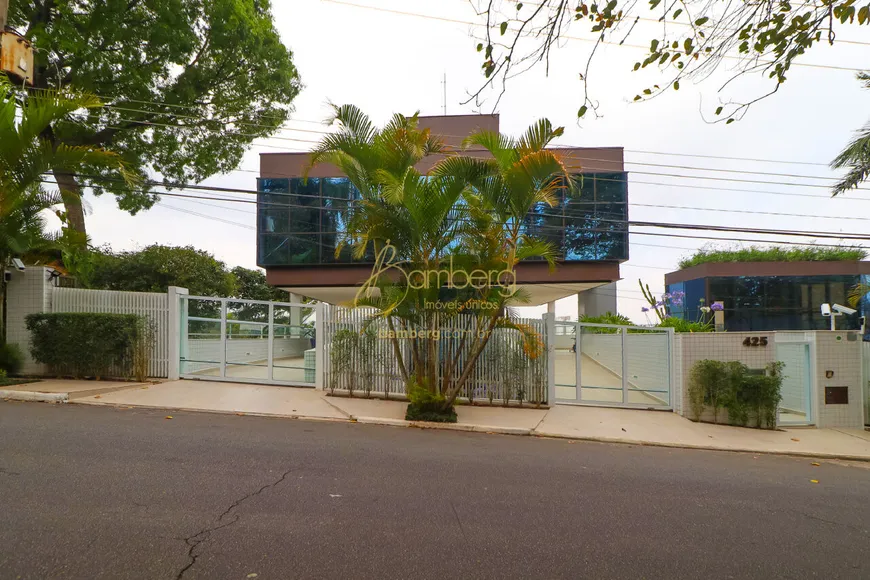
[442,72,447,115]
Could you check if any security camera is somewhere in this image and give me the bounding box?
[821,303,832,317]
[11,258,25,271]
[833,304,857,316]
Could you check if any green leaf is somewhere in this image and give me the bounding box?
[715,106,723,115]
[477,43,483,52]
[517,2,524,9]
[695,17,709,25]
[643,88,652,95]
[726,118,735,124]
[500,21,508,35]
[859,6,869,24]
[650,39,659,52]
[578,105,588,117]
[633,62,641,71]
[673,9,682,18]
[634,95,642,101]
[673,80,680,90]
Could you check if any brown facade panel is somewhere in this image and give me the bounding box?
[265,261,621,289]
[665,261,870,285]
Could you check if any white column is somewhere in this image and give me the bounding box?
[289,292,303,337]
[315,302,325,390]
[547,300,556,315]
[167,286,189,380]
[544,312,556,405]
[5,267,52,375]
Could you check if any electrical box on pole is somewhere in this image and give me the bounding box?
[0,0,35,86]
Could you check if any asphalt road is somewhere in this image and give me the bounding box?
[1,402,869,580]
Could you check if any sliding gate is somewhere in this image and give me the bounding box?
[553,321,674,409]
[179,295,320,387]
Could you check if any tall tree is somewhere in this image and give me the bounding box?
[86,244,237,297]
[0,77,132,339]
[468,1,869,121]
[308,106,566,408]
[8,0,301,233]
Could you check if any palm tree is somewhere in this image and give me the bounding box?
[0,77,134,340]
[832,72,870,195]
[432,119,570,406]
[308,108,571,409]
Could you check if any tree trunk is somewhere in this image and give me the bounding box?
[385,317,409,382]
[52,170,87,234]
[442,312,501,409]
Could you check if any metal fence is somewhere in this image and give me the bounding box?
[322,305,549,405]
[52,287,170,378]
[553,321,673,409]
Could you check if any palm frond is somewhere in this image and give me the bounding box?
[847,283,870,308]
[831,121,870,196]
[516,119,564,155]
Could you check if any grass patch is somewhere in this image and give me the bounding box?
[678,246,867,270]
[0,378,40,388]
[405,403,458,423]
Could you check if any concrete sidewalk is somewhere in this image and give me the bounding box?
[72,379,870,460]
[1,379,148,403]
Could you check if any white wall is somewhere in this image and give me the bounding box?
[52,287,170,378]
[5,268,53,375]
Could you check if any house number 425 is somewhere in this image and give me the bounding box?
[743,337,768,347]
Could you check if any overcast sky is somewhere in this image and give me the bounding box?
[78,0,870,322]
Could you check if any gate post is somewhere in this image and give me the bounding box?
[621,327,629,404]
[315,302,325,390]
[544,312,555,405]
[167,286,189,380]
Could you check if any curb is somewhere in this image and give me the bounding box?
[531,431,870,462]
[0,390,68,403]
[62,399,870,462]
[74,400,350,424]
[353,416,532,436]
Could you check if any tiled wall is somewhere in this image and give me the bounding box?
[814,332,864,429]
[6,268,53,375]
[676,331,866,429]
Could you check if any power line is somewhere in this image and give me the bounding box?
[42,174,870,244]
[99,103,852,183]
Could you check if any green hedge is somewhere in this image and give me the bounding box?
[25,313,141,379]
[678,246,867,270]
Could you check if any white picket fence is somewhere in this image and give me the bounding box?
[51,287,171,378]
[322,305,549,405]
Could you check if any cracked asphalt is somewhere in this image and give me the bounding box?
[1,402,869,579]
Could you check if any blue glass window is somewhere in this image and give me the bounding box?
[257,172,629,267]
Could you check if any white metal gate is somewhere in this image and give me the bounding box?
[179,295,322,387]
[552,321,674,409]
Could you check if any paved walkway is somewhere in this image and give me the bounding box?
[66,379,870,460]
[0,379,148,402]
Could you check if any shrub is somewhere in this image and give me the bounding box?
[405,379,457,423]
[0,343,24,376]
[657,317,713,333]
[687,359,784,429]
[132,317,157,383]
[26,313,141,380]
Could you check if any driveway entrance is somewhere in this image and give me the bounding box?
[179,296,321,387]
[553,322,674,409]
